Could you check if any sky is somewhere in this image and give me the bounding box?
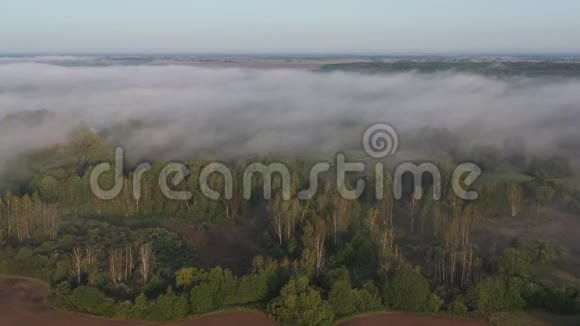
[2,0,580,54]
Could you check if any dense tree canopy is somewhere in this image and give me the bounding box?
[0,124,578,324]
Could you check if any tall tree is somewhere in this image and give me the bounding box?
[138,243,154,285]
[302,219,328,277]
[70,246,85,285]
[270,194,285,245]
[509,184,522,217]
[330,196,352,244]
[108,248,124,286]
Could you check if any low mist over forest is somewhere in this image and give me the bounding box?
[1,59,580,164]
[1,57,580,326]
[3,1,580,324]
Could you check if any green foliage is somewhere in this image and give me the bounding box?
[498,248,532,277]
[268,276,335,326]
[130,293,149,318]
[530,285,580,314]
[328,279,357,317]
[355,281,383,313]
[232,269,276,305]
[383,266,431,312]
[1,123,579,324]
[468,276,526,312]
[498,241,561,277]
[148,287,189,321]
[70,287,109,315]
[424,293,444,313]
[114,301,133,319]
[447,300,468,315]
[176,267,196,288]
[180,265,278,313]
[189,282,216,314]
[173,295,190,319]
[51,281,73,307]
[328,277,384,317]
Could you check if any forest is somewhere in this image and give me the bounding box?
[319,61,580,78]
[1,121,580,325]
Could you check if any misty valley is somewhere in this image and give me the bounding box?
[1,57,580,326]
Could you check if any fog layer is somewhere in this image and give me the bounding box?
[1,62,579,161]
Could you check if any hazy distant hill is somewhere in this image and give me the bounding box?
[319,61,580,77]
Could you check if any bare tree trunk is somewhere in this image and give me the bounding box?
[108,248,123,286]
[331,197,352,244]
[70,246,84,285]
[138,243,154,285]
[408,195,417,233]
[128,245,133,279]
[314,233,325,277]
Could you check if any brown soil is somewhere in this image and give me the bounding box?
[167,312,276,326]
[0,277,135,325]
[0,277,275,326]
[339,313,485,326]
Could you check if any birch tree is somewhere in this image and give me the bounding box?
[70,246,84,285]
[138,243,154,285]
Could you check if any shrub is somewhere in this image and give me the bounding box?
[268,276,334,326]
[328,279,357,317]
[71,286,108,315]
[424,293,443,313]
[383,266,430,312]
[447,300,468,316]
